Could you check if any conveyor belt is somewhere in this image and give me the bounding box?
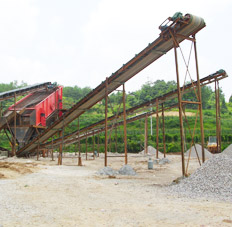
[42,70,228,149]
[0,82,51,101]
[0,88,53,132]
[17,13,206,156]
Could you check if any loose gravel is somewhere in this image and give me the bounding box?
[223,144,232,156]
[139,146,163,157]
[185,144,212,159]
[169,153,232,202]
[97,167,118,176]
[118,165,136,176]
[97,165,136,176]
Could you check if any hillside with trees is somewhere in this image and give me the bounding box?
[0,80,231,153]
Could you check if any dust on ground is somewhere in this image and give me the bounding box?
[0,151,231,227]
[0,158,40,179]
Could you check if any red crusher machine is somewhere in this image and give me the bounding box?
[3,83,63,151]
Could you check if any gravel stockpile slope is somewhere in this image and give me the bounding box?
[97,165,136,176]
[169,153,232,202]
[223,144,232,156]
[185,144,213,159]
[139,146,163,157]
[97,166,118,176]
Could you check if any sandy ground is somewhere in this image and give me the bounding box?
[0,152,232,227]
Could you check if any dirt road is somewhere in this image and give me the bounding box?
[0,153,231,226]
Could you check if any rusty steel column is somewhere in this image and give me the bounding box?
[105,77,108,166]
[93,130,95,159]
[77,118,82,166]
[193,35,205,163]
[215,81,219,153]
[123,83,128,165]
[174,46,185,176]
[144,114,148,154]
[162,103,166,158]
[217,81,222,152]
[0,101,2,117]
[58,130,62,165]
[37,144,39,161]
[97,131,100,157]
[78,118,81,156]
[156,98,159,159]
[13,92,16,156]
[51,137,54,161]
[85,132,88,160]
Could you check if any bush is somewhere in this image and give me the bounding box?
[165,134,172,142]
[173,134,179,142]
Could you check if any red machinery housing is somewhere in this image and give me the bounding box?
[6,84,63,149]
[8,86,62,127]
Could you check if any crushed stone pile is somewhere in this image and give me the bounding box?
[169,153,232,202]
[97,165,136,176]
[223,144,232,156]
[97,167,118,176]
[158,158,170,165]
[185,144,212,159]
[118,165,136,176]
[139,146,163,157]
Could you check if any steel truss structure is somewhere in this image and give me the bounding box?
[2,12,226,175]
[41,70,227,175]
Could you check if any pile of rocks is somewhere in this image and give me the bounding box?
[118,165,136,176]
[185,144,212,159]
[223,144,232,156]
[139,146,163,157]
[98,167,118,176]
[97,165,136,176]
[153,157,170,165]
[169,153,232,202]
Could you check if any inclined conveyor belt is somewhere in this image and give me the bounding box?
[17,13,206,156]
[42,70,228,149]
[0,82,51,101]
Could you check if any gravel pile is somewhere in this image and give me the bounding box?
[154,157,170,165]
[158,158,170,165]
[97,165,136,176]
[118,165,136,176]
[139,146,163,157]
[185,144,212,159]
[169,153,232,202]
[223,144,232,156]
[97,167,118,176]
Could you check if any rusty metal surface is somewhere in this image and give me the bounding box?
[17,13,206,156]
[0,82,51,101]
[43,70,228,150]
[42,70,228,148]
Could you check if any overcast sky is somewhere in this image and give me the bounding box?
[0,0,231,101]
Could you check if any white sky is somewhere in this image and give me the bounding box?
[0,0,231,101]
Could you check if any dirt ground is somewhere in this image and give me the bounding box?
[0,152,232,227]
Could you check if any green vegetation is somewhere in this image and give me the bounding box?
[0,80,231,153]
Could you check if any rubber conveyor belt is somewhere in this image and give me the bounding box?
[0,82,51,101]
[42,70,228,149]
[17,13,206,156]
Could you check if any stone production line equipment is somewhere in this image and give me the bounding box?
[0,84,63,150]
[16,13,206,157]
